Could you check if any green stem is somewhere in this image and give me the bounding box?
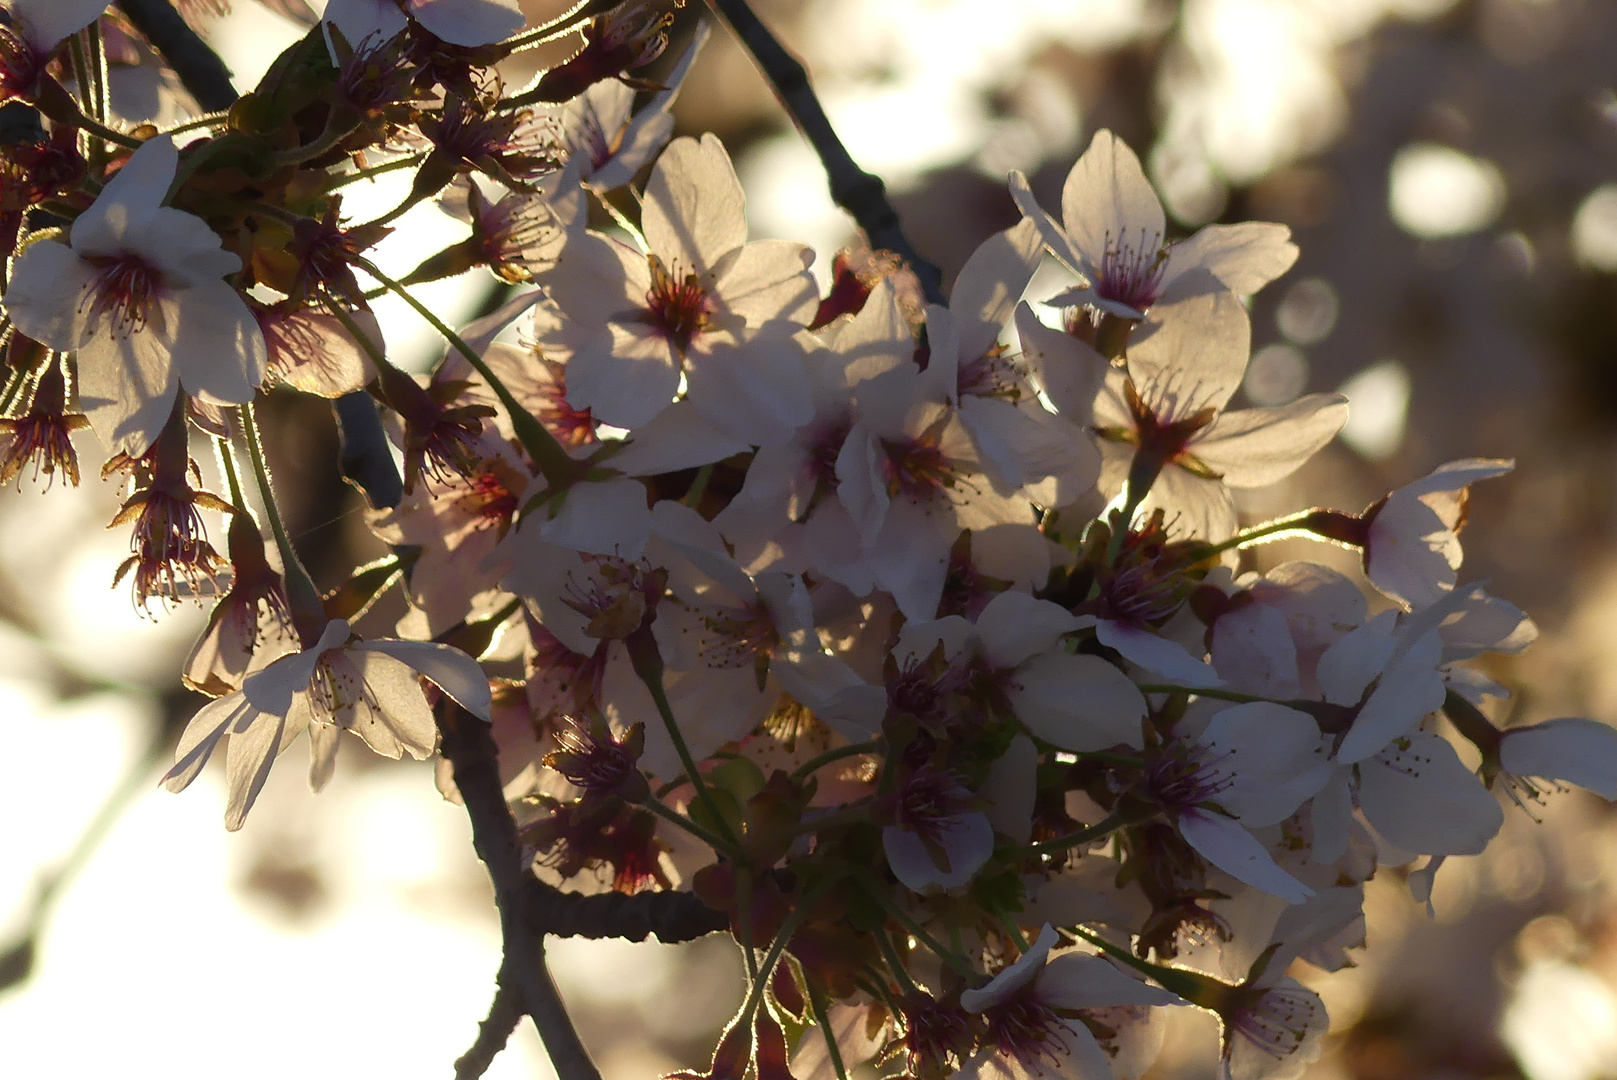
[85,21,109,125]
[848,867,977,979]
[162,109,232,137]
[997,912,1030,952]
[624,632,743,850]
[1015,807,1146,858]
[357,259,581,490]
[736,870,759,982]
[1134,684,1272,705]
[1192,509,1323,559]
[238,402,325,637]
[326,152,429,189]
[737,873,840,1022]
[272,117,356,168]
[874,927,918,993]
[639,797,744,862]
[1065,923,1203,1002]
[213,434,248,509]
[682,462,714,509]
[503,0,594,51]
[588,183,649,250]
[804,977,850,1080]
[790,739,880,780]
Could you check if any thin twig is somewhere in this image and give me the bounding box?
[702,0,945,305]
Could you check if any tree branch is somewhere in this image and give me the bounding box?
[521,878,728,943]
[438,701,602,1080]
[702,0,946,306]
[454,983,524,1080]
[114,0,237,112]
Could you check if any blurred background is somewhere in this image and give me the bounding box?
[5,0,1617,1076]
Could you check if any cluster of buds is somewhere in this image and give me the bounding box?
[1,4,1610,1080]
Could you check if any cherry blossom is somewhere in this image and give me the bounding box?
[534,134,818,443]
[956,925,1184,1080]
[1089,289,1348,542]
[2,135,266,455]
[164,620,493,830]
[1009,129,1298,321]
[1361,458,1513,610]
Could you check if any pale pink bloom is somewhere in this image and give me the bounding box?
[1497,718,1617,802]
[163,619,493,830]
[323,0,523,50]
[535,134,818,443]
[1216,975,1327,1080]
[640,500,817,778]
[369,447,527,635]
[713,278,913,584]
[258,306,378,398]
[924,222,1100,504]
[1089,289,1347,542]
[548,22,707,191]
[835,342,1033,620]
[1210,562,1368,702]
[438,174,581,284]
[1147,702,1329,904]
[1314,606,1447,764]
[1363,458,1513,610]
[900,590,1148,755]
[3,136,266,455]
[881,769,996,892]
[956,925,1183,1080]
[1310,730,1503,862]
[1009,130,1297,321]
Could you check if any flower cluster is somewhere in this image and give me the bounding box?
[3,4,1613,1079]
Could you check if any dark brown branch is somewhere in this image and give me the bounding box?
[521,878,728,943]
[454,983,524,1080]
[438,701,602,1080]
[115,0,238,112]
[702,0,945,306]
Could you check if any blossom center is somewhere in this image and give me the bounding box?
[983,997,1069,1075]
[1229,985,1319,1060]
[882,435,956,500]
[85,253,164,335]
[1146,744,1234,811]
[958,345,1021,401]
[1094,229,1169,312]
[893,770,974,842]
[643,255,713,353]
[698,600,778,670]
[462,470,519,529]
[309,650,377,724]
[538,370,597,447]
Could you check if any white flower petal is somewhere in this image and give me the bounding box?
[642,134,748,273]
[1011,651,1147,751]
[409,0,524,47]
[1060,130,1165,274]
[1037,952,1185,1010]
[1163,222,1297,298]
[1500,718,1617,800]
[1357,732,1503,856]
[977,590,1081,669]
[1178,809,1312,903]
[1098,619,1221,687]
[881,812,994,892]
[951,218,1044,361]
[360,638,492,722]
[1192,395,1349,489]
